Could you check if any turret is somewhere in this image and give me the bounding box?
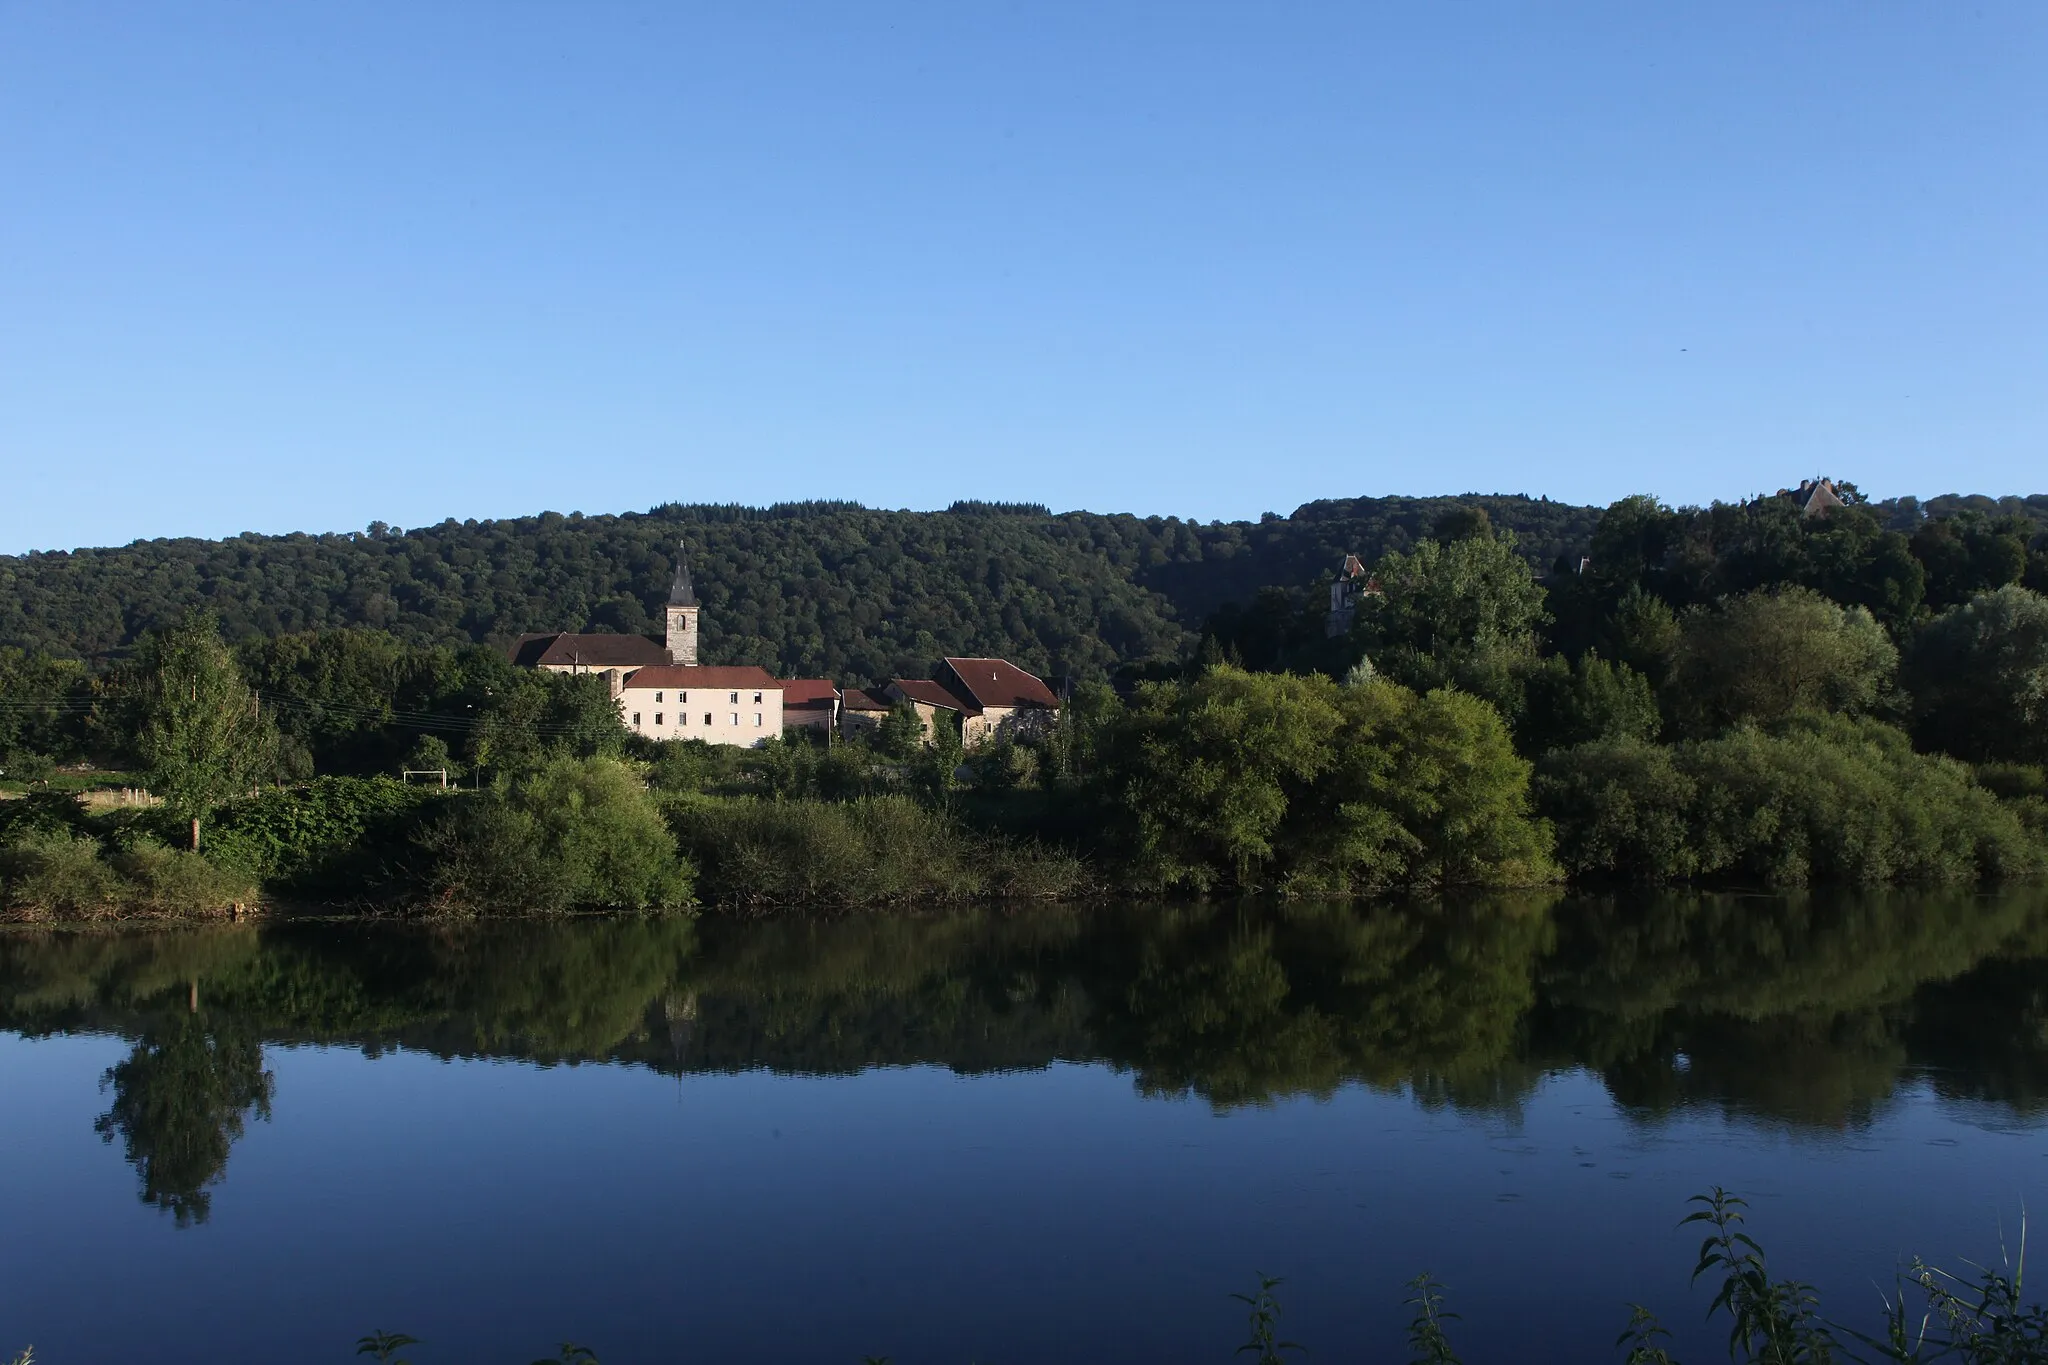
[665,546,700,666]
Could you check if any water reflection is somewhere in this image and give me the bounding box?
[94,1015,273,1226]
[5,887,2047,1221]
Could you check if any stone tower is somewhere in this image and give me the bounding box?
[665,546,700,666]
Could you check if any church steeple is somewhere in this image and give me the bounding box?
[664,543,700,665]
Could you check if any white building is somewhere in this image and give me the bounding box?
[617,665,782,748]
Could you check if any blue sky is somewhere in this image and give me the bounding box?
[2,3,2041,553]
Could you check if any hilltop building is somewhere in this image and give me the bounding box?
[1783,478,1849,519]
[1326,553,1378,639]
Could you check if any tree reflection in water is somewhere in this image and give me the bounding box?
[94,1011,274,1226]
[4,884,2048,1219]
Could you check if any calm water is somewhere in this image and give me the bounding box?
[5,891,2048,1363]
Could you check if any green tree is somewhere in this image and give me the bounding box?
[1667,587,1897,734]
[914,708,966,805]
[1912,512,2032,610]
[1535,737,1702,882]
[1096,667,1342,890]
[1361,529,1550,680]
[1515,652,1661,756]
[0,646,94,765]
[875,702,926,761]
[136,615,278,851]
[1905,585,2048,766]
[1599,587,1682,688]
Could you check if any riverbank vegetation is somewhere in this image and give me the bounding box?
[3,483,2048,916]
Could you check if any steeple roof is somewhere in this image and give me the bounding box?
[668,546,698,607]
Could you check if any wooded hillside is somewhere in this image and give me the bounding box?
[0,494,1603,681]
[6,490,2042,683]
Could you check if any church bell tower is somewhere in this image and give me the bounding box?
[665,546,700,666]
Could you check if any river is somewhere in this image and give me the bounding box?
[4,890,2047,1362]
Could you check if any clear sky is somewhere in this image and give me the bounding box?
[2,3,2042,554]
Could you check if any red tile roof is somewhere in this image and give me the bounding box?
[780,678,840,706]
[887,679,977,714]
[620,665,780,691]
[939,657,1060,711]
[841,688,894,712]
[510,632,671,669]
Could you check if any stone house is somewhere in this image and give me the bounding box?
[838,688,894,741]
[884,678,971,744]
[880,658,1059,747]
[932,657,1060,746]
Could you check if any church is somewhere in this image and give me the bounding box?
[509,545,1059,750]
[509,550,797,748]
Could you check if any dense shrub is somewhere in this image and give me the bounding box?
[1282,682,1557,894]
[0,790,96,844]
[1538,717,2041,886]
[204,777,442,891]
[1093,667,1555,893]
[670,794,1085,908]
[1,830,255,921]
[1510,649,1661,756]
[1533,737,1702,883]
[420,757,694,914]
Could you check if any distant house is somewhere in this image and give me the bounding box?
[838,688,895,740]
[1786,478,1849,519]
[617,665,781,748]
[881,658,1059,747]
[509,631,670,675]
[884,677,972,744]
[933,657,1060,746]
[781,679,840,739]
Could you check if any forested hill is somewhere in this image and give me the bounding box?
[0,494,1603,682]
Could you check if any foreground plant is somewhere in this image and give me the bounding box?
[335,1189,2048,1363]
[1231,1273,1302,1363]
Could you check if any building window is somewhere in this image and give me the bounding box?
[681,692,688,703]
[655,691,663,703]
[703,713,711,726]
[754,713,763,727]
[632,713,642,726]
[730,713,739,726]
[729,691,738,704]
[655,713,663,727]
[753,691,763,704]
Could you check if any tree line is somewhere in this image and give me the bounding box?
[4,480,2048,912]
